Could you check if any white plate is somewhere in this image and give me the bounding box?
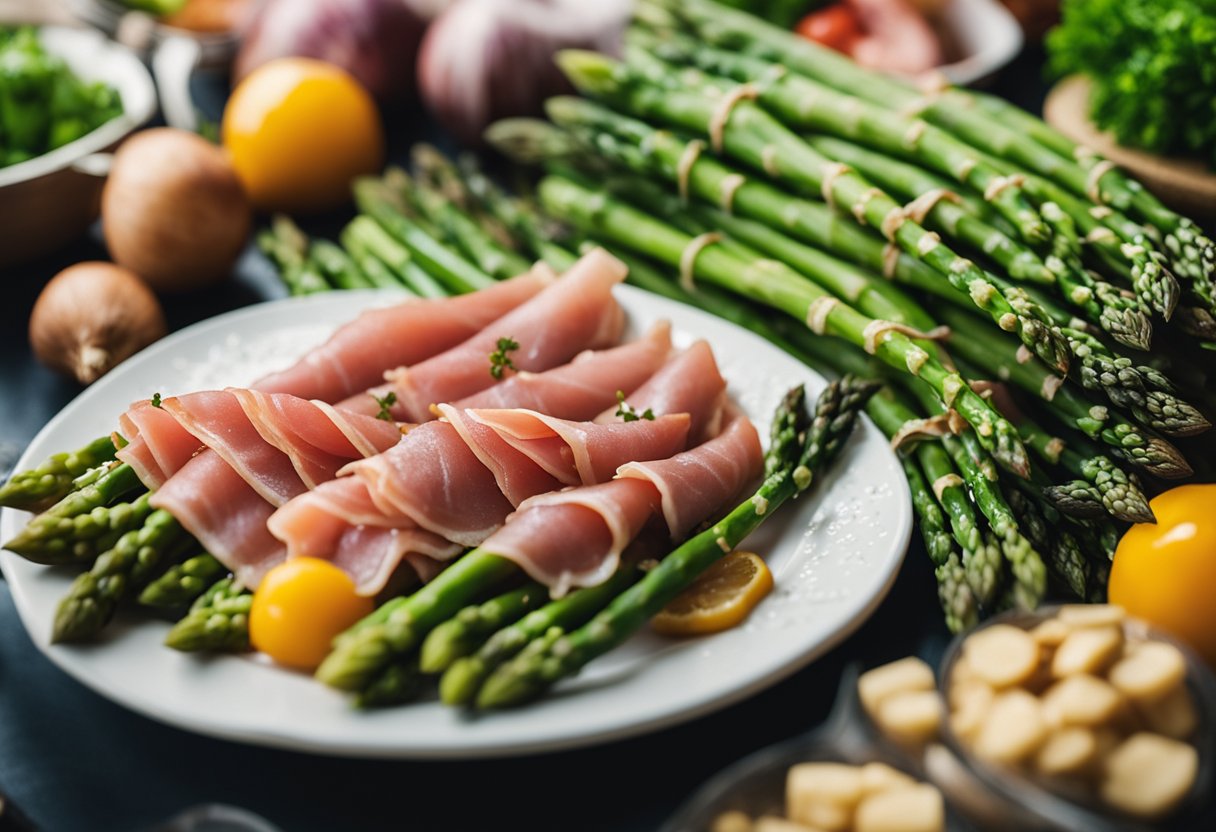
[0,288,911,759]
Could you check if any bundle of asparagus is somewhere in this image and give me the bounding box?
[453,0,1213,628]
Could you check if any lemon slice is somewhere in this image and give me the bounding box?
[651,551,774,636]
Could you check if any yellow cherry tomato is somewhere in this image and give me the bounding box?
[249,557,374,670]
[222,58,384,214]
[1110,484,1216,667]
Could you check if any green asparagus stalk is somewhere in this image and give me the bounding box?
[555,51,1071,375]
[804,135,1156,351]
[1005,486,1089,601]
[342,214,444,298]
[164,577,252,653]
[937,305,1191,479]
[316,551,519,692]
[355,658,424,709]
[537,171,1031,476]
[476,377,877,708]
[940,435,1046,611]
[353,178,496,294]
[0,435,118,511]
[860,386,1001,610]
[137,552,227,612]
[636,32,1049,245]
[440,562,644,705]
[310,239,375,290]
[5,490,155,566]
[5,461,142,544]
[258,218,329,296]
[52,509,189,642]
[1015,417,1154,524]
[661,0,1213,300]
[419,581,550,673]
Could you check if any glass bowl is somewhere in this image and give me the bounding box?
[662,666,976,832]
[934,607,1216,832]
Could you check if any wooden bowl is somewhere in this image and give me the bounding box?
[1045,75,1216,223]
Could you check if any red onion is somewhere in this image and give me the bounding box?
[234,0,436,101]
[418,0,631,146]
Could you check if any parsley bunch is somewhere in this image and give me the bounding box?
[1048,0,1216,167]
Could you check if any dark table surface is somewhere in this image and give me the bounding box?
[0,44,1051,832]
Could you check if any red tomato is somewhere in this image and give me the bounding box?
[795,4,865,53]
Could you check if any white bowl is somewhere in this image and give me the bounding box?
[938,0,1024,88]
[0,25,156,267]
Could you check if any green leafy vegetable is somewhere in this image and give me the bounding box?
[149,392,162,408]
[1048,0,1216,166]
[614,390,654,422]
[489,336,519,380]
[0,26,123,169]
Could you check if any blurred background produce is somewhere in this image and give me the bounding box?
[0,25,121,167]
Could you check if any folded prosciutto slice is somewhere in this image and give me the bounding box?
[115,400,203,490]
[252,266,554,402]
[482,480,661,596]
[483,411,763,595]
[362,247,628,421]
[618,410,763,539]
[150,453,284,589]
[597,340,727,444]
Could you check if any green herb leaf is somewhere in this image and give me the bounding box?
[150,393,162,408]
[489,337,520,380]
[372,391,398,421]
[614,390,654,422]
[1048,0,1216,166]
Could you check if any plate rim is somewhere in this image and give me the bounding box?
[1,287,912,759]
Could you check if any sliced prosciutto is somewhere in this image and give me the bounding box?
[230,390,402,489]
[454,409,692,487]
[150,452,284,589]
[483,412,763,595]
[360,248,628,421]
[252,266,554,402]
[597,340,727,444]
[454,321,672,418]
[482,480,660,596]
[115,400,202,489]
[618,410,763,539]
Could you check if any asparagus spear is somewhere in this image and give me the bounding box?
[164,577,252,653]
[353,178,495,294]
[138,552,227,612]
[937,305,1191,479]
[316,551,519,692]
[4,461,143,558]
[342,214,445,298]
[52,509,190,642]
[569,161,940,335]
[555,50,1071,375]
[803,135,1155,351]
[477,376,877,708]
[0,435,118,511]
[636,31,1049,245]
[257,218,329,295]
[860,386,1002,610]
[5,490,155,566]
[537,171,1031,476]
[310,239,375,290]
[661,0,1212,300]
[1016,418,1154,523]
[1005,487,1089,601]
[440,562,644,705]
[419,581,550,673]
[356,658,424,709]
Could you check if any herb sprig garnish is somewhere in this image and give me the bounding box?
[372,391,398,421]
[489,337,520,380]
[150,393,162,408]
[615,390,654,422]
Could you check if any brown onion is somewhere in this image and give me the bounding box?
[30,262,167,385]
[102,128,251,293]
